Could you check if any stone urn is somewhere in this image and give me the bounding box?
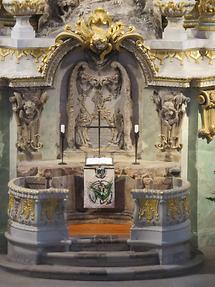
[2,0,45,39]
[157,0,196,40]
[197,0,215,39]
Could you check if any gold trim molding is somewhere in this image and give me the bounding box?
[148,48,215,72]
[0,47,48,64]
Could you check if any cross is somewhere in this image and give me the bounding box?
[87,110,115,158]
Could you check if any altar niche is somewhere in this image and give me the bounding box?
[66,59,133,153]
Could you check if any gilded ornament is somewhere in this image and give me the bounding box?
[3,0,45,16]
[184,0,200,29]
[0,47,48,64]
[20,198,35,222]
[8,194,15,215]
[198,0,215,32]
[157,0,195,18]
[138,199,159,223]
[39,8,144,74]
[198,90,215,142]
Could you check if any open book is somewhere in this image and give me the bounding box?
[85,157,113,166]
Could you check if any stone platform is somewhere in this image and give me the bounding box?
[0,237,203,281]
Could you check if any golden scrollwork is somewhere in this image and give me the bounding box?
[20,198,35,221]
[147,48,215,72]
[39,8,144,74]
[184,0,200,29]
[198,0,215,31]
[3,0,45,16]
[198,90,215,142]
[8,193,15,215]
[139,199,159,223]
[0,47,48,64]
[156,0,195,18]
[198,0,215,14]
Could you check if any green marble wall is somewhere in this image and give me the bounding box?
[187,89,215,247]
[0,89,10,253]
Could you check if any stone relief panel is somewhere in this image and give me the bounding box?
[10,90,48,153]
[153,89,190,153]
[66,60,133,151]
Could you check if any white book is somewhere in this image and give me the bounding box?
[86,157,113,166]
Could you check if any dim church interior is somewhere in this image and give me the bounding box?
[0,0,215,281]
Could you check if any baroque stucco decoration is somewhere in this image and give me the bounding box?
[67,61,133,151]
[39,8,144,72]
[153,89,190,152]
[10,90,48,153]
[37,7,156,87]
[198,90,215,142]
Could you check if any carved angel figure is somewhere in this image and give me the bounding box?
[67,60,133,151]
[10,91,48,153]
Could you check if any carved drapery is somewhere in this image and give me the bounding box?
[198,90,215,142]
[67,60,133,151]
[153,90,190,152]
[10,90,48,152]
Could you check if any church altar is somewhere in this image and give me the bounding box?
[0,0,215,280]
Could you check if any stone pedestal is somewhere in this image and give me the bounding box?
[163,18,188,41]
[128,177,191,264]
[6,177,69,264]
[11,16,35,39]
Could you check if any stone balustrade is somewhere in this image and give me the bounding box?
[129,177,192,264]
[6,176,69,264]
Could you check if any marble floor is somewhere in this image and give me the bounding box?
[0,247,215,287]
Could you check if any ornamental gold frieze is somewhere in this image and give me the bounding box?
[138,199,160,224]
[148,48,215,72]
[198,90,215,142]
[38,8,145,74]
[0,47,49,64]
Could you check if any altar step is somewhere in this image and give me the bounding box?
[41,250,159,267]
[0,251,203,281]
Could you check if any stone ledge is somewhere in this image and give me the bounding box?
[0,251,203,281]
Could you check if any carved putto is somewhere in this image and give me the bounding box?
[10,90,48,153]
[153,90,190,152]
